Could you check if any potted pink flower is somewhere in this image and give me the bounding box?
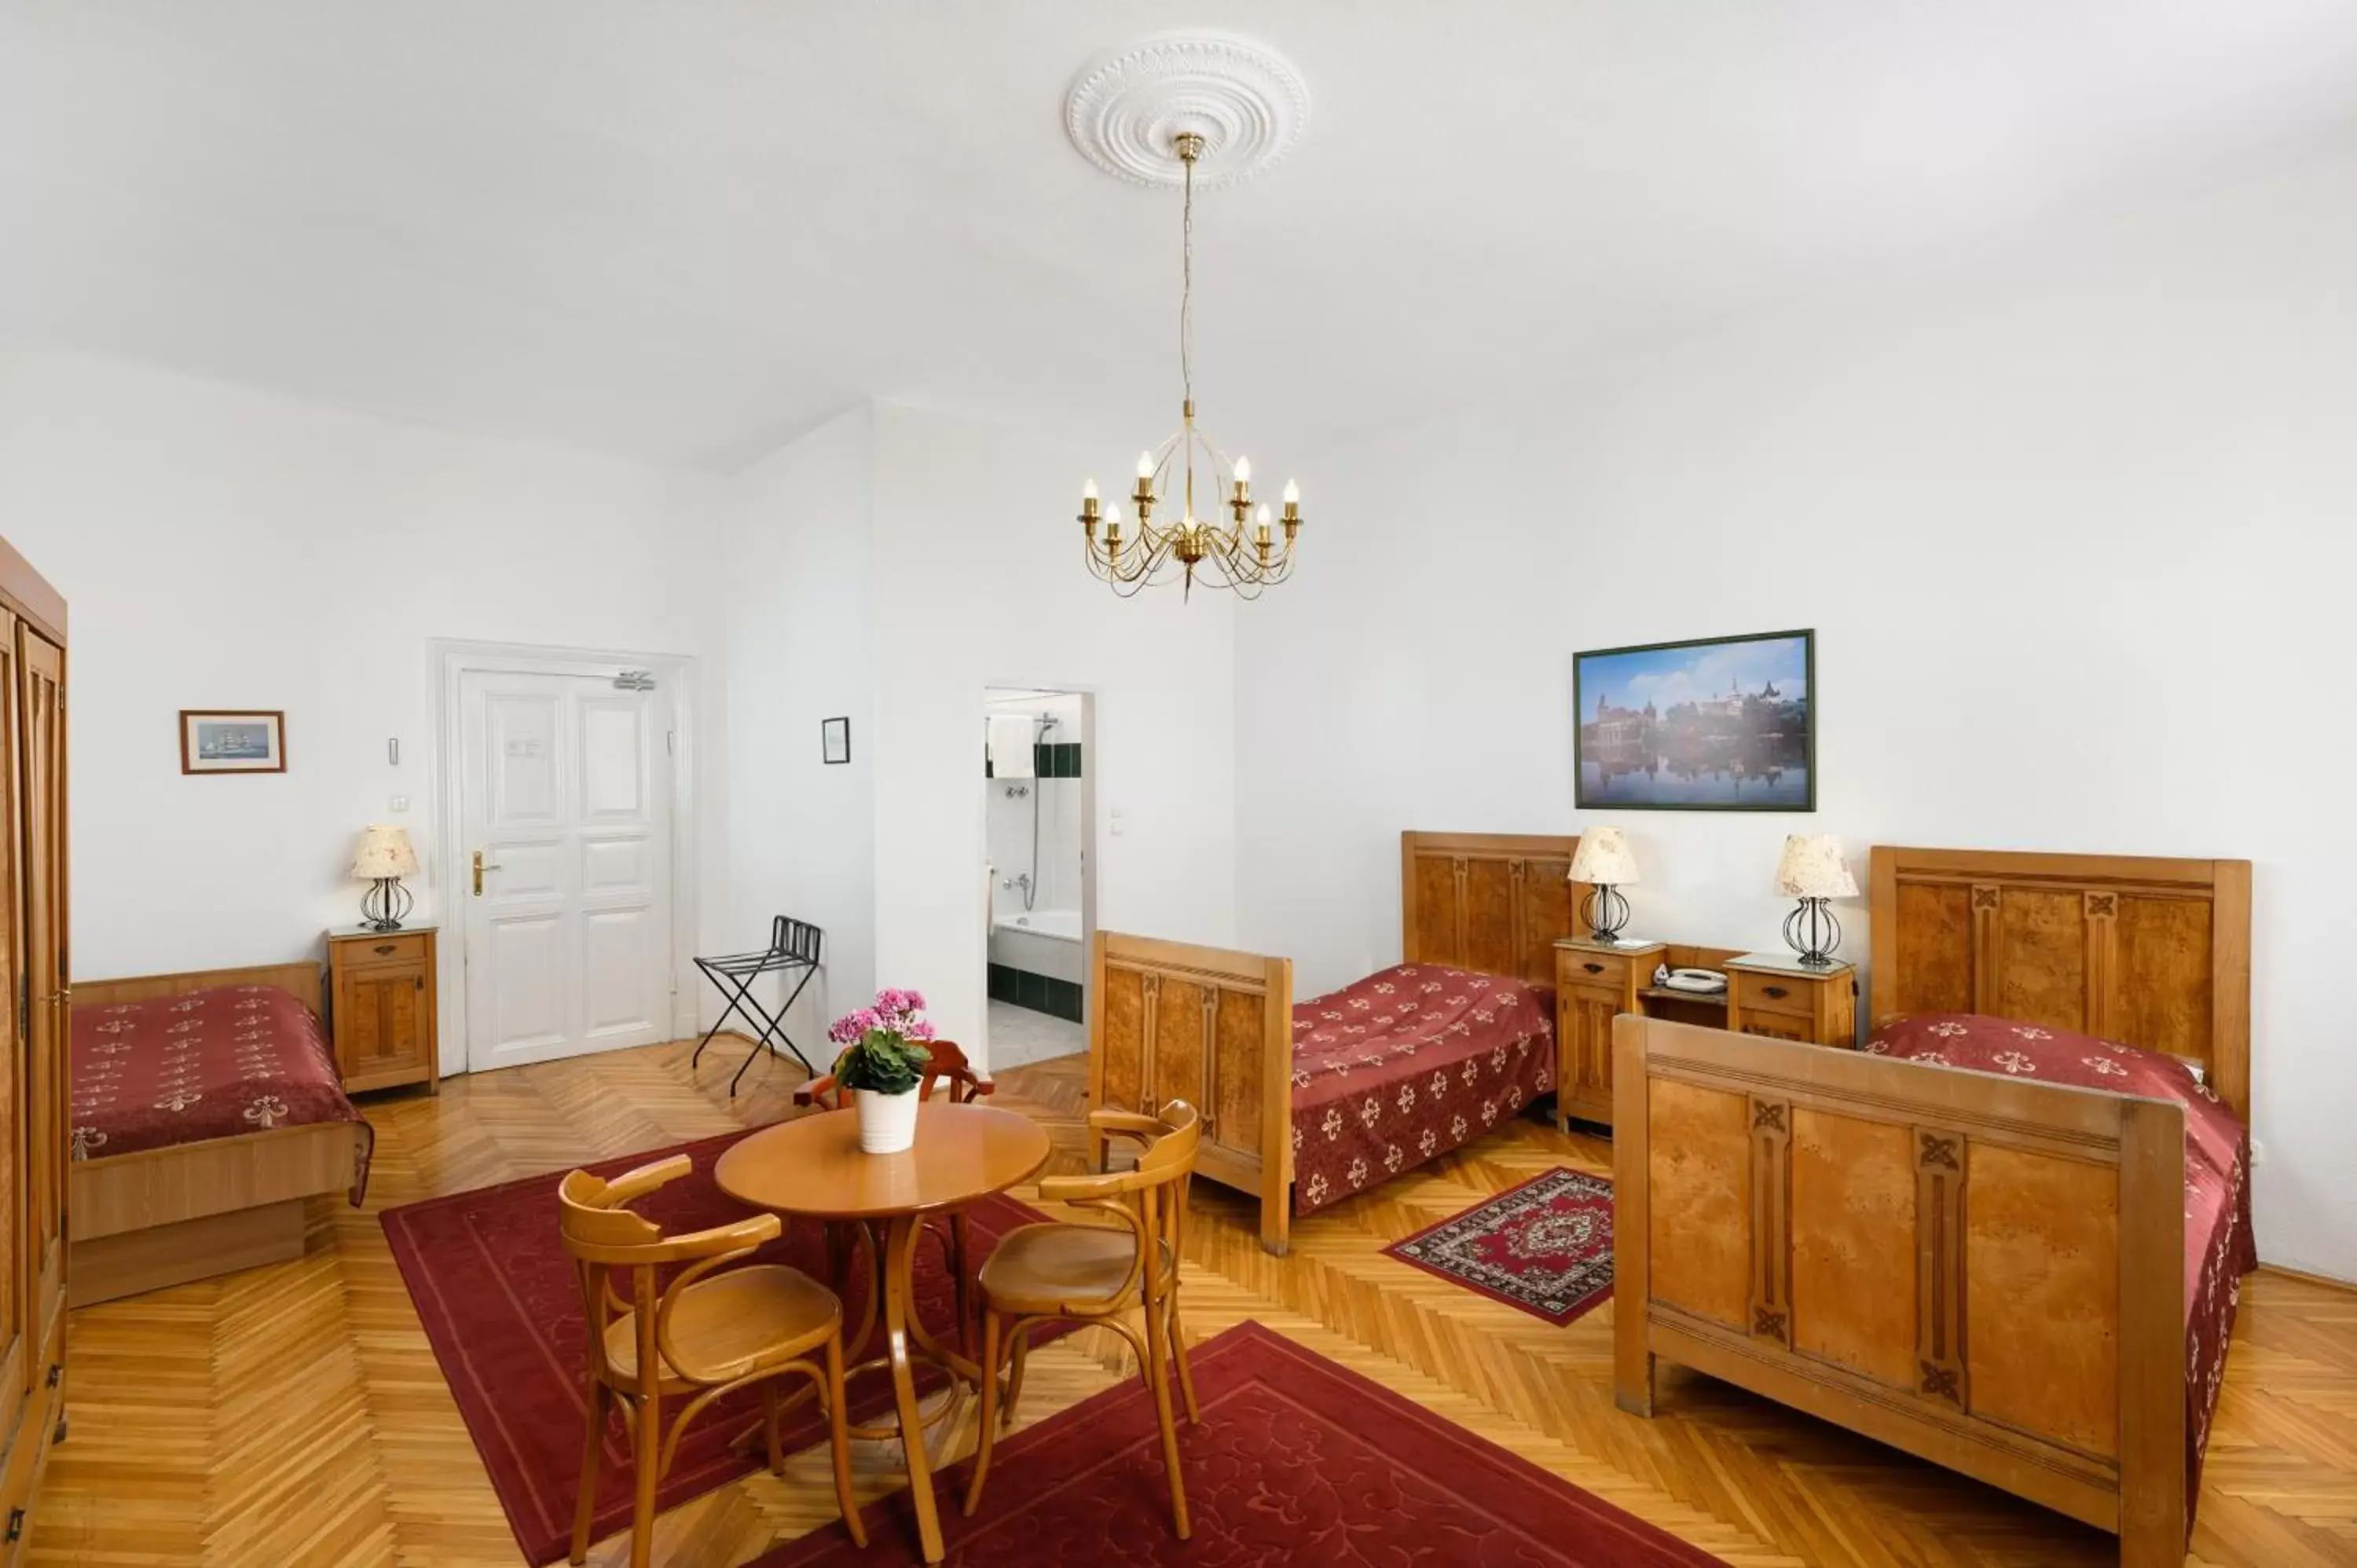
[827,988,936,1153]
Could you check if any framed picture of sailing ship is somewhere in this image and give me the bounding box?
[1574,629,1813,811]
[179,709,287,775]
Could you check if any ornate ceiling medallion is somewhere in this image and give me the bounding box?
[1064,31,1310,189]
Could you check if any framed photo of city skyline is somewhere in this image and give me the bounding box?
[1573,629,1814,811]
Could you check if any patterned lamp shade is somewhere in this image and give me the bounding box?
[350,824,420,881]
[1775,834,1857,899]
[1567,826,1639,886]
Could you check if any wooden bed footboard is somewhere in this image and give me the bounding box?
[1089,932,1294,1255]
[1613,1015,2189,1566]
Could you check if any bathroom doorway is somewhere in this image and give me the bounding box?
[982,687,1095,1069]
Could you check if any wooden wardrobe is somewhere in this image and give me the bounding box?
[0,540,68,1554]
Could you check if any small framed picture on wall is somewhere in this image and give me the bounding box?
[821,716,851,765]
[180,709,287,775]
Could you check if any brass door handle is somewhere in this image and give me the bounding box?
[473,849,502,896]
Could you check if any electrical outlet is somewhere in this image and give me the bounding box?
[2249,1138,2267,1166]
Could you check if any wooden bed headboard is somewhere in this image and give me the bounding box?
[1868,844,2251,1120]
[75,960,324,1019]
[1400,831,1585,988]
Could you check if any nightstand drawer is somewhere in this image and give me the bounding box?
[340,932,429,968]
[1732,969,1816,1018]
[1558,950,1633,991]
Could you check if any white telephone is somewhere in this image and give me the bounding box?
[1653,964,1728,995]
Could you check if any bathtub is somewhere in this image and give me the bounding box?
[996,907,1081,941]
[989,907,1084,984]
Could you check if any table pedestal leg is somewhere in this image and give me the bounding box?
[883,1212,948,1563]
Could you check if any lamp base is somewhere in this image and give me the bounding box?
[1582,883,1631,945]
[1783,897,1840,967]
[360,877,412,932]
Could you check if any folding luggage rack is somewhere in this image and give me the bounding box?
[690,915,822,1097]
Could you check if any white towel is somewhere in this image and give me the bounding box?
[988,715,1035,779]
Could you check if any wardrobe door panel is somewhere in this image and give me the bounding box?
[0,610,24,1442]
[18,628,64,1355]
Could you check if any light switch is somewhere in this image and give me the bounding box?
[389,795,409,812]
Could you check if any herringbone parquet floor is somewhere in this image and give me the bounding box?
[27,1037,2357,1566]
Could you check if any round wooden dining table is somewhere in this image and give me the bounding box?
[714,1101,1051,1563]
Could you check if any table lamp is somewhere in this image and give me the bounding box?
[1567,826,1639,944]
[352,824,420,932]
[1775,833,1857,967]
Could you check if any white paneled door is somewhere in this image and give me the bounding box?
[459,669,674,1072]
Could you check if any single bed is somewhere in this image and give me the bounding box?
[1088,830,1582,1255]
[1612,844,2253,1567]
[70,961,373,1305]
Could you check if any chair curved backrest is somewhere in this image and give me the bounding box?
[556,1156,782,1388]
[793,1038,992,1111]
[1034,1099,1201,1306]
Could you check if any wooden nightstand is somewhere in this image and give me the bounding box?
[1554,936,1665,1130]
[1724,951,1858,1049]
[325,925,440,1094]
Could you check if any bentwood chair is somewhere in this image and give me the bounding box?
[558,1155,865,1568]
[796,1039,993,1339]
[962,1099,1204,1538]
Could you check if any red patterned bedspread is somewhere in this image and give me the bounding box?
[1289,965,1553,1216]
[71,984,373,1202]
[1868,1013,2255,1512]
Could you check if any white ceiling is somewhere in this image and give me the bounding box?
[5,2,2355,472]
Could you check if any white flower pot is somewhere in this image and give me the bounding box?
[854,1086,922,1154]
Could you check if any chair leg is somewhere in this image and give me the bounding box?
[962,1309,1003,1518]
[826,1222,852,1296]
[824,1335,866,1548]
[570,1380,609,1566]
[1005,1321,1032,1421]
[630,1386,662,1568]
[761,1379,786,1475]
[1167,1294,1200,1425]
[1141,1295,1191,1539]
[950,1212,974,1357]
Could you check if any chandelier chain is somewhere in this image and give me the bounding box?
[1180,145,1194,413]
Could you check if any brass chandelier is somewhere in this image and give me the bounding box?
[1077,132,1303,599]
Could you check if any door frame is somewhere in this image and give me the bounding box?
[977,678,1098,1074]
[430,638,702,1079]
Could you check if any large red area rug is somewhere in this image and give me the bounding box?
[380,1128,1057,1566]
[1384,1167,1615,1327]
[754,1319,1722,1566]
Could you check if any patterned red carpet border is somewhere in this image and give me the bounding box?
[379,1128,1060,1566]
[1384,1167,1615,1327]
[755,1319,1721,1566]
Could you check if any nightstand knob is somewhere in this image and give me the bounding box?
[1763,985,1791,1000]
[372,943,397,956]
[1581,962,1604,975]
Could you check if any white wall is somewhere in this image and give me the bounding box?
[1235,141,2357,1278]
[871,403,1236,1068]
[720,403,878,1052]
[0,350,731,1050]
